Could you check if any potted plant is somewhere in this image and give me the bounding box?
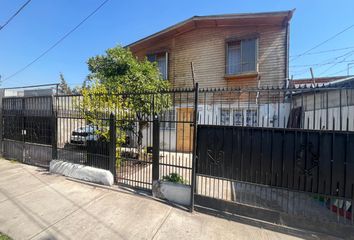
[153,173,191,206]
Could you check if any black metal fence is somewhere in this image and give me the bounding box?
[195,85,354,231]
[197,125,354,198]
[1,96,53,167]
[197,86,354,131]
[52,88,197,193]
[54,94,111,169]
[113,89,196,191]
[1,84,354,233]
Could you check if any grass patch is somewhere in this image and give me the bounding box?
[0,233,12,240]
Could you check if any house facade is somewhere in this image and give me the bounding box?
[126,11,294,151]
[127,10,294,89]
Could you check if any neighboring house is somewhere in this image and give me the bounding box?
[290,75,353,88]
[291,76,354,131]
[2,88,53,97]
[126,10,295,151]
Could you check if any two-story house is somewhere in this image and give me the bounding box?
[126,10,294,151]
[127,10,294,89]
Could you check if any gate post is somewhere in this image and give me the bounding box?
[109,113,117,180]
[51,98,58,160]
[190,82,199,212]
[152,114,160,182]
[0,92,3,157]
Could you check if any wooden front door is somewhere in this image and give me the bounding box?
[176,108,194,152]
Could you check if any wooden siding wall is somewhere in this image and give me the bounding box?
[132,25,286,89]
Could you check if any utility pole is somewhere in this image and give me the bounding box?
[310,67,315,85]
[348,63,354,76]
[191,62,196,86]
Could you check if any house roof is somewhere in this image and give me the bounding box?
[126,10,295,51]
[291,76,351,85]
[324,76,354,87]
[291,75,354,88]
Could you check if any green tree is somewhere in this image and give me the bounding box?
[71,86,82,94]
[58,73,72,94]
[80,46,170,163]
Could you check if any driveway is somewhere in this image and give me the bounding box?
[0,159,337,240]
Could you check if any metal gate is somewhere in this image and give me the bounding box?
[55,94,113,172]
[114,88,197,193]
[194,86,354,234]
[2,96,53,167]
[53,88,198,195]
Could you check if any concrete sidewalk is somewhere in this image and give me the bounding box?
[0,159,337,240]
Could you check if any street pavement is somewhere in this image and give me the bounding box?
[0,159,339,240]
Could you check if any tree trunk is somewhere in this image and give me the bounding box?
[137,121,143,159]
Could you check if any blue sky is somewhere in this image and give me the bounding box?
[1,0,354,88]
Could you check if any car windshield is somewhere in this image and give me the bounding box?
[72,132,89,137]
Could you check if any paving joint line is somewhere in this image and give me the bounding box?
[28,192,111,240]
[151,207,173,240]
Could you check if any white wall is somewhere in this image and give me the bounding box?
[303,106,354,131]
[293,89,354,131]
[197,103,291,128]
[138,102,292,152]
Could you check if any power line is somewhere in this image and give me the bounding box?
[291,59,354,68]
[264,49,354,77]
[2,0,111,82]
[0,0,32,31]
[290,24,354,62]
[291,69,311,77]
[325,66,353,76]
[290,49,354,73]
[291,51,354,77]
[294,61,354,78]
[319,51,354,75]
[290,46,354,57]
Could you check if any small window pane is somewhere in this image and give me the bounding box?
[233,109,243,126]
[241,39,256,72]
[147,54,156,62]
[246,110,257,126]
[147,52,168,80]
[227,41,241,75]
[220,109,230,125]
[156,53,167,80]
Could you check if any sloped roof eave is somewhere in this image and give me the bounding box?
[125,10,295,49]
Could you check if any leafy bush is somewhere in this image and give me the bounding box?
[80,46,171,166]
[162,173,185,184]
[0,232,12,240]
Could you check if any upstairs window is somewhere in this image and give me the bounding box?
[147,52,168,80]
[226,38,257,75]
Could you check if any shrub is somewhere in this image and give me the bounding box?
[162,173,185,184]
[0,232,12,240]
